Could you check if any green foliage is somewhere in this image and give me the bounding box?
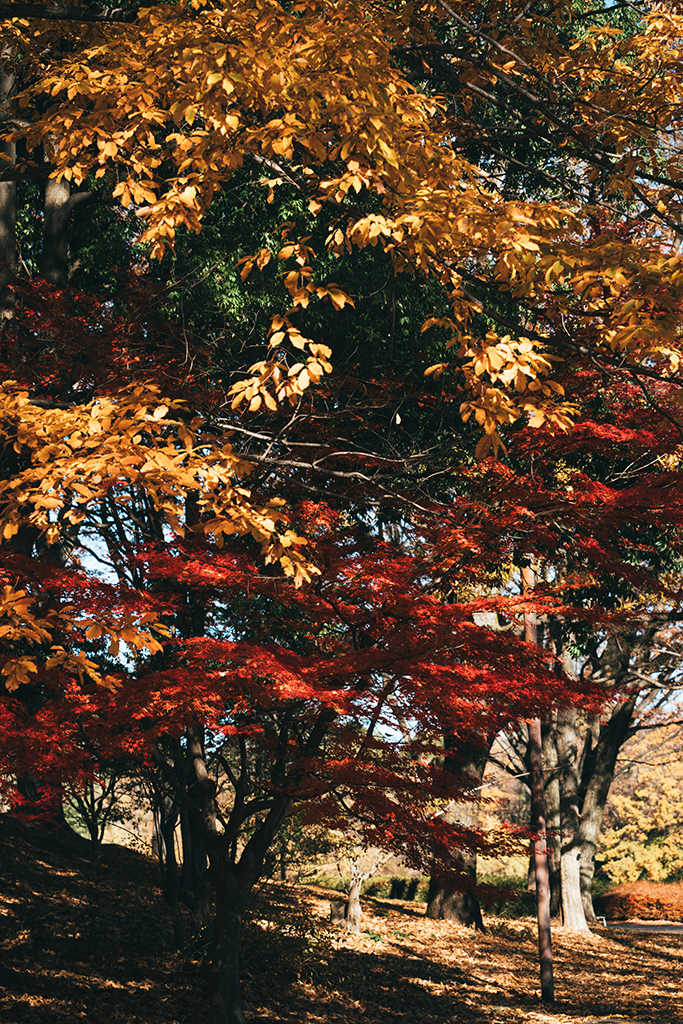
[477,874,536,919]
[363,874,430,902]
[307,873,347,894]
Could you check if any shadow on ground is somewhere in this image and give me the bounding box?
[2,816,682,1024]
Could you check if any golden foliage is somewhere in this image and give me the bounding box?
[6,1,683,450]
[0,383,317,689]
[598,725,683,884]
[0,383,311,575]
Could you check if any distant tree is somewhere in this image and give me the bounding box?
[597,723,683,885]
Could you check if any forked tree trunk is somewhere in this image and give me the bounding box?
[40,174,95,287]
[577,695,637,922]
[41,177,71,285]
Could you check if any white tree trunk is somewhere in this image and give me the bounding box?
[346,859,363,934]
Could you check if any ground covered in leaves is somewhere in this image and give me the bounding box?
[1,815,681,1024]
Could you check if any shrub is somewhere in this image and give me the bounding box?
[477,874,535,918]
[363,875,430,901]
[597,881,683,922]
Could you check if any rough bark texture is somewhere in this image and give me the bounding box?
[41,177,73,286]
[150,777,184,947]
[571,628,648,922]
[541,718,561,917]
[346,860,363,934]
[40,177,95,286]
[175,567,212,924]
[577,695,637,922]
[181,724,213,925]
[426,734,488,930]
[210,871,249,1024]
[555,708,590,932]
[528,716,554,1002]
[523,567,554,1002]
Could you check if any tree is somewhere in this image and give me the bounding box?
[425,730,490,931]
[491,614,683,925]
[5,0,683,454]
[597,722,683,884]
[1,493,580,1023]
[4,1,683,1019]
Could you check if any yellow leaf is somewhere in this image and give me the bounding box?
[424,363,447,377]
[327,288,354,310]
[256,248,271,270]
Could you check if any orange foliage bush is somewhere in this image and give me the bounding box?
[600,882,683,922]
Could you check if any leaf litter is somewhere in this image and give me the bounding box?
[0,815,680,1024]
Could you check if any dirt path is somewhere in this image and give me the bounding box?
[606,921,683,935]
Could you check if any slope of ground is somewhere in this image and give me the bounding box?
[1,814,681,1024]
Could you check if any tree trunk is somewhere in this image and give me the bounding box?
[180,726,212,925]
[426,863,484,930]
[205,794,293,1023]
[346,859,363,934]
[40,175,95,287]
[555,708,590,932]
[541,717,561,917]
[210,870,249,1024]
[154,784,184,948]
[523,566,554,1002]
[528,716,554,1001]
[41,177,71,285]
[426,733,488,930]
[0,45,16,301]
[578,695,637,922]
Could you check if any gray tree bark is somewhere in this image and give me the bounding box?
[523,565,554,1001]
[577,695,637,922]
[528,716,554,1001]
[345,858,364,934]
[541,717,561,917]
[40,177,94,287]
[555,708,590,932]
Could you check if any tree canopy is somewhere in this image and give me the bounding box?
[3,2,683,1022]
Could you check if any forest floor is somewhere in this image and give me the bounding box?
[0,815,681,1024]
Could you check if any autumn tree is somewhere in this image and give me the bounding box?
[4,0,683,1017]
[1,487,581,1023]
[6,0,683,451]
[597,722,683,884]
